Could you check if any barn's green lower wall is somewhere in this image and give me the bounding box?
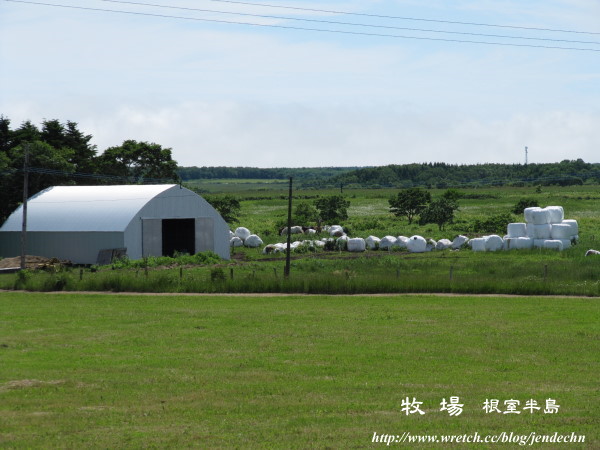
[0,232,124,265]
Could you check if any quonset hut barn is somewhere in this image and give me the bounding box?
[0,184,230,264]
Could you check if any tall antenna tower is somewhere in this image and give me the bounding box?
[525,146,528,165]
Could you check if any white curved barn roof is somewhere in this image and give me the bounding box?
[0,184,178,232]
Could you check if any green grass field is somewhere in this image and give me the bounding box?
[0,292,598,448]
[228,184,600,241]
[2,248,600,296]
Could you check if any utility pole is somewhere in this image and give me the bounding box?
[525,146,528,165]
[20,143,30,271]
[284,177,292,278]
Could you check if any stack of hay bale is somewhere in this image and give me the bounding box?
[470,235,504,252]
[230,227,264,248]
[504,206,578,251]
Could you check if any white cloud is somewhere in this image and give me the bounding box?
[67,102,599,166]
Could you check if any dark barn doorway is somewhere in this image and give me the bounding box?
[162,218,195,257]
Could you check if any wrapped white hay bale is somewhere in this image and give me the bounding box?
[524,207,542,223]
[470,238,487,252]
[262,244,277,254]
[426,239,437,252]
[272,243,287,253]
[379,236,398,250]
[533,239,545,249]
[550,224,572,240]
[559,239,571,249]
[518,237,534,250]
[451,235,469,249]
[485,235,504,251]
[365,235,380,250]
[313,240,325,248]
[523,206,542,223]
[306,228,317,235]
[244,234,263,248]
[335,235,348,250]
[527,223,552,239]
[543,240,563,251]
[562,219,579,236]
[280,226,304,235]
[407,235,427,253]
[546,206,564,224]
[235,227,251,241]
[507,223,527,238]
[230,237,244,247]
[505,237,533,250]
[585,249,600,256]
[436,239,452,250]
[348,238,366,252]
[397,236,409,249]
[530,208,550,225]
[329,225,344,237]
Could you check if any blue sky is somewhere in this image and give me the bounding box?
[1,0,599,167]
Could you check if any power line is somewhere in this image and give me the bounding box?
[97,0,600,46]
[4,0,600,52]
[11,165,179,184]
[164,0,600,36]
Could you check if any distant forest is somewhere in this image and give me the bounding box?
[177,166,360,181]
[178,160,600,189]
[328,161,600,189]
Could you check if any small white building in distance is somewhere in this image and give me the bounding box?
[0,184,230,264]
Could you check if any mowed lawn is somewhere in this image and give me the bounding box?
[0,292,598,448]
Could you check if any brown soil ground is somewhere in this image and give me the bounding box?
[0,255,71,270]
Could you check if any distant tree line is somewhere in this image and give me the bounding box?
[177,166,360,181]
[178,160,600,189]
[0,116,179,223]
[328,161,600,189]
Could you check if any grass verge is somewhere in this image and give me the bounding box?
[0,292,598,448]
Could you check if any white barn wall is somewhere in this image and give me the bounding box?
[124,186,230,260]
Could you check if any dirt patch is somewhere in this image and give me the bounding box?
[0,379,67,391]
[0,255,71,270]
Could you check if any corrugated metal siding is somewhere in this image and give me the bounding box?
[0,231,123,264]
